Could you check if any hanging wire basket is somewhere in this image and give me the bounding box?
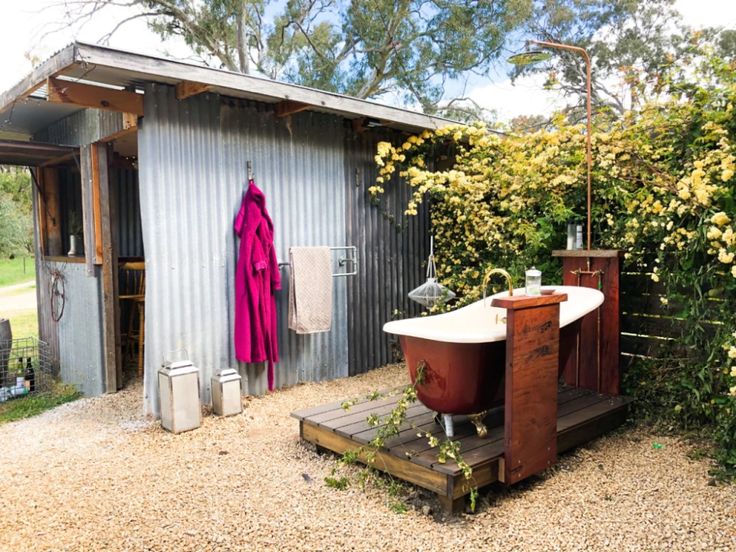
[408,237,456,308]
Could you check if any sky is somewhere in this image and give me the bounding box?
[1,0,735,122]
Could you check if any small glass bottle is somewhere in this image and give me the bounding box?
[525,267,542,296]
[566,223,576,250]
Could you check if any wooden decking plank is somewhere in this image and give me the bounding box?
[412,388,602,475]
[557,395,631,434]
[301,421,449,495]
[351,409,437,445]
[303,392,405,424]
[291,387,402,420]
[557,400,631,453]
[417,388,609,474]
[332,402,429,438]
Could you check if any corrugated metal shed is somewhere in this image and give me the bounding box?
[139,85,356,413]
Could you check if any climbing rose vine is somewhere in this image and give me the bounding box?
[372,54,736,475]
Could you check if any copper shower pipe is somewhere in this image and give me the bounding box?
[528,40,593,251]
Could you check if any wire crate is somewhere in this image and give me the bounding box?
[0,337,54,402]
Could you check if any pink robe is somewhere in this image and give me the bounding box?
[234,180,281,390]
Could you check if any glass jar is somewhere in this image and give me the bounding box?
[525,267,542,296]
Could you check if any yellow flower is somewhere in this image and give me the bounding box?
[732,265,736,278]
[707,226,722,240]
[722,168,734,181]
[729,346,736,359]
[678,188,691,200]
[401,142,412,151]
[651,272,660,283]
[711,212,731,226]
[722,228,734,246]
[718,249,734,264]
[731,366,736,378]
[730,386,736,397]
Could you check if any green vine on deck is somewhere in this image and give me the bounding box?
[328,363,479,514]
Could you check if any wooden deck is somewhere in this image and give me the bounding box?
[292,385,632,513]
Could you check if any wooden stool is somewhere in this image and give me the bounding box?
[119,261,145,377]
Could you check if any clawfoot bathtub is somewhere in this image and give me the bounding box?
[383,285,604,437]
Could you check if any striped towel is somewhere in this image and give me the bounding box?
[288,246,333,333]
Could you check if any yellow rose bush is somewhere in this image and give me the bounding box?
[372,55,736,474]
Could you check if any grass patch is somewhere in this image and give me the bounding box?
[0,383,81,424]
[5,309,38,339]
[0,256,36,287]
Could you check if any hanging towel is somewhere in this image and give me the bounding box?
[288,247,333,334]
[234,179,281,391]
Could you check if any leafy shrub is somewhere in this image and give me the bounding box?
[372,54,736,475]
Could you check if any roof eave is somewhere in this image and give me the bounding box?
[0,44,77,113]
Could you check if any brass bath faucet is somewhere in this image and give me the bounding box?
[482,267,514,302]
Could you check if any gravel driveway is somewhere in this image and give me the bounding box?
[0,364,733,551]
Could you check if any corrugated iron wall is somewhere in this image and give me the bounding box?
[112,167,144,258]
[138,85,350,414]
[344,132,429,374]
[39,260,105,396]
[35,109,124,146]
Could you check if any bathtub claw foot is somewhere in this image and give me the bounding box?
[469,412,489,438]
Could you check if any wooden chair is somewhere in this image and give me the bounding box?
[119,261,145,377]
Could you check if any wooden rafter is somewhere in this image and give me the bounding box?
[176,80,213,100]
[274,100,311,118]
[47,77,144,116]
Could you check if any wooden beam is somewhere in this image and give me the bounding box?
[0,44,75,113]
[274,100,311,118]
[41,167,62,257]
[90,145,103,264]
[35,169,48,256]
[80,145,96,276]
[176,80,214,100]
[47,77,144,116]
[96,143,120,393]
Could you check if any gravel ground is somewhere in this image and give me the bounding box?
[0,364,734,551]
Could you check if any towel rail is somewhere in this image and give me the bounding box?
[278,246,358,277]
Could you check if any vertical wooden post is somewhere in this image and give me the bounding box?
[552,250,622,395]
[80,145,96,276]
[41,167,62,256]
[492,292,567,485]
[95,143,121,393]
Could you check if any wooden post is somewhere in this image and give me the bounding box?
[41,167,62,256]
[95,143,121,393]
[492,292,567,485]
[552,250,622,395]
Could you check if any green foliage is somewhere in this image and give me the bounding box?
[0,383,80,425]
[0,256,36,287]
[323,472,350,490]
[0,168,33,258]
[516,0,726,119]
[373,51,736,475]
[75,0,532,109]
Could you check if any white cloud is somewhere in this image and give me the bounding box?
[469,73,570,122]
[675,0,736,28]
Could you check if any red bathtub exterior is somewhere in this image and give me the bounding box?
[402,321,580,415]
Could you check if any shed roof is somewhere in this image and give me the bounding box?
[0,42,456,140]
